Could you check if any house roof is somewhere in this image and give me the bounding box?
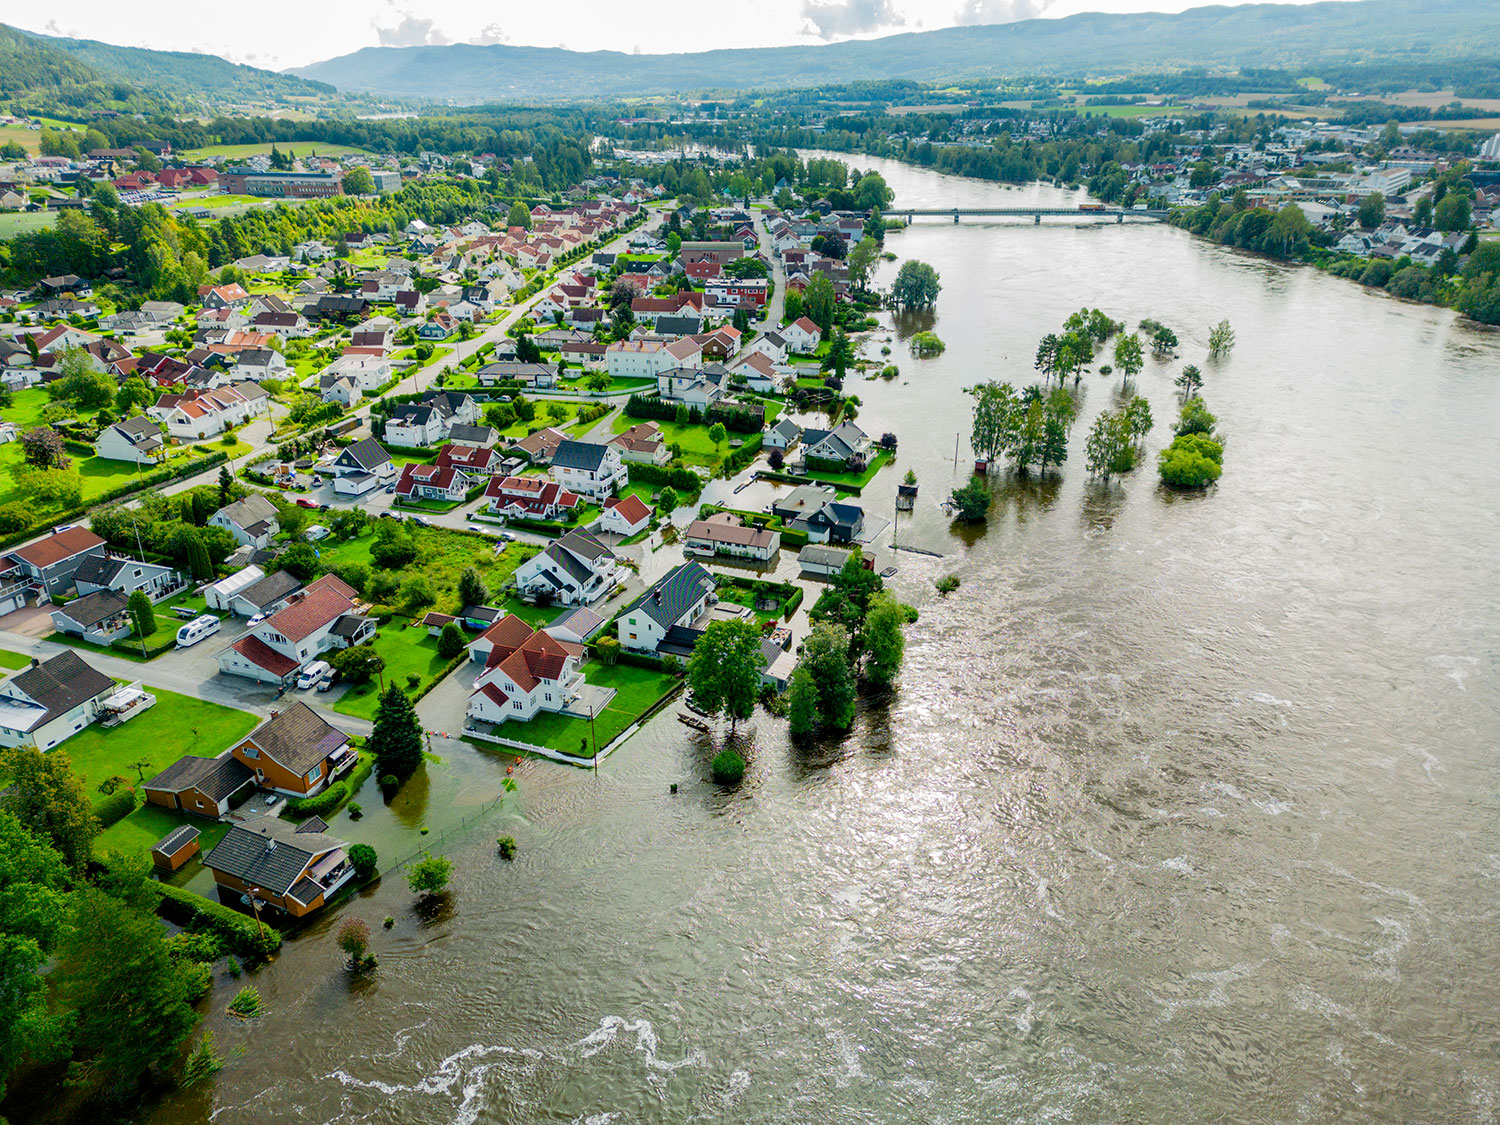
[551,440,613,473]
[144,752,254,801]
[624,561,715,630]
[686,514,775,550]
[215,494,279,532]
[237,570,302,610]
[229,635,302,677]
[336,437,391,472]
[10,527,105,569]
[56,589,129,628]
[241,702,350,778]
[202,815,346,898]
[153,824,201,855]
[554,528,614,564]
[72,554,170,589]
[1,651,115,729]
[604,493,651,526]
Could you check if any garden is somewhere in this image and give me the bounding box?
[476,661,680,758]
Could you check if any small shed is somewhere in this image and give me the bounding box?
[151,825,201,871]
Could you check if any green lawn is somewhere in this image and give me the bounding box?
[314,527,536,614]
[396,346,454,368]
[331,620,454,720]
[0,649,31,670]
[609,413,736,468]
[803,449,893,491]
[494,662,679,757]
[1,388,51,429]
[96,802,231,864]
[18,688,260,800]
[0,211,56,238]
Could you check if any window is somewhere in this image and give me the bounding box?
[242,744,259,759]
[513,701,523,710]
[308,763,321,782]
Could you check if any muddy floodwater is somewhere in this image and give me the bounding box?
[145,153,1500,1124]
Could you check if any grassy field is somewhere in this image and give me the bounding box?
[2,688,260,800]
[314,526,539,617]
[803,449,893,491]
[0,211,57,238]
[609,412,739,468]
[331,620,453,720]
[0,124,41,154]
[96,802,232,863]
[0,649,31,670]
[493,662,679,757]
[178,141,376,161]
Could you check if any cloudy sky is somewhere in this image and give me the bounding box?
[5,0,1339,71]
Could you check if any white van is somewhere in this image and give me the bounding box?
[175,615,221,649]
[296,660,332,690]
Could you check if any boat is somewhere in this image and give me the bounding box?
[677,713,711,732]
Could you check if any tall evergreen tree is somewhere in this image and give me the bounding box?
[370,683,424,778]
[127,590,156,638]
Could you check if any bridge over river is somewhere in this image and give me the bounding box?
[899,207,1170,224]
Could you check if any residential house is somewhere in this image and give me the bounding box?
[798,421,872,471]
[0,651,116,751]
[384,391,479,448]
[550,440,627,501]
[203,815,355,918]
[330,437,395,496]
[781,316,821,353]
[50,590,132,646]
[483,475,580,521]
[393,458,476,503]
[617,561,717,653]
[608,421,671,465]
[508,425,571,465]
[447,424,498,449]
[144,753,255,818]
[764,418,801,452]
[231,348,287,382]
[218,575,373,685]
[684,512,780,562]
[210,494,281,550]
[802,499,865,545]
[543,606,606,645]
[200,283,251,310]
[148,381,270,440]
[203,567,301,618]
[798,543,854,578]
[95,416,166,465]
[657,367,727,410]
[316,354,391,396]
[417,313,455,340]
[72,555,184,602]
[594,493,652,537]
[437,444,504,476]
[465,615,588,727]
[512,529,617,606]
[748,331,789,365]
[477,361,557,389]
[229,702,357,797]
[6,527,107,597]
[605,337,699,379]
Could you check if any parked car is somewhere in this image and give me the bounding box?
[245,611,268,627]
[311,475,323,486]
[410,516,432,528]
[305,525,330,541]
[296,660,332,691]
[316,669,342,693]
[385,483,397,493]
[295,497,319,509]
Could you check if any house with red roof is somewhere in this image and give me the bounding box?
[436,444,505,476]
[483,475,580,520]
[595,493,652,537]
[216,575,374,685]
[394,461,476,503]
[465,614,597,727]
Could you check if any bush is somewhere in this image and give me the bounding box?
[349,843,378,881]
[95,785,138,828]
[1157,435,1224,489]
[935,574,961,595]
[496,836,518,860]
[436,621,467,660]
[368,604,395,624]
[628,462,702,496]
[710,748,745,785]
[154,883,281,957]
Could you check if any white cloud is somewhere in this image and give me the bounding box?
[953,0,1056,25]
[801,0,906,40]
[374,14,452,47]
[471,23,508,45]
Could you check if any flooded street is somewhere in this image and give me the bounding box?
[147,153,1500,1124]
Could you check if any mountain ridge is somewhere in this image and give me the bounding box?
[289,0,1500,102]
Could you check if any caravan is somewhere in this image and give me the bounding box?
[175,615,221,649]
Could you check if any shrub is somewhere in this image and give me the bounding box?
[96,785,138,828]
[227,986,264,1018]
[935,574,961,595]
[436,621,467,660]
[155,883,281,957]
[406,854,452,896]
[347,801,363,820]
[710,748,745,785]
[1157,435,1224,489]
[349,843,378,881]
[496,836,518,860]
[367,603,395,625]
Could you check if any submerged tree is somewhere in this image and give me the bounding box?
[686,618,764,732]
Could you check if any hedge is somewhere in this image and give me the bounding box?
[96,786,138,829]
[720,434,764,478]
[285,751,374,819]
[154,882,281,958]
[627,462,703,496]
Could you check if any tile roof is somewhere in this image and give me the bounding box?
[229,635,302,677]
[10,527,105,569]
[261,580,356,642]
[144,752,254,801]
[604,493,651,525]
[3,651,115,727]
[202,816,346,898]
[624,561,715,630]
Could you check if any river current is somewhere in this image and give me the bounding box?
[146,154,1500,1124]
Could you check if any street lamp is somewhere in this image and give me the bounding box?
[245,886,266,938]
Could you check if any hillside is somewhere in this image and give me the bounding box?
[0,23,332,117]
[291,0,1500,102]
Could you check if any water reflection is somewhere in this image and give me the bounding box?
[387,763,431,828]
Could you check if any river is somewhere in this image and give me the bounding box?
[145,153,1500,1124]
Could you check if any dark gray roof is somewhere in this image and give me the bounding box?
[202,816,345,898]
[542,543,593,586]
[216,494,279,531]
[448,425,497,445]
[296,815,328,834]
[56,589,129,629]
[241,702,349,777]
[238,570,301,610]
[71,554,130,588]
[331,614,372,638]
[551,440,611,473]
[624,561,715,630]
[336,438,390,473]
[153,824,200,855]
[655,314,702,335]
[555,528,613,564]
[144,752,254,802]
[110,416,163,445]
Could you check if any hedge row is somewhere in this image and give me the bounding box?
[96,786,138,829]
[154,881,282,958]
[627,462,704,497]
[0,450,230,552]
[720,434,764,478]
[285,751,374,819]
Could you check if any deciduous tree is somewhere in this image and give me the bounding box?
[686,618,764,732]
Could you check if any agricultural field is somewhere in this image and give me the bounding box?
[177,141,377,161]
